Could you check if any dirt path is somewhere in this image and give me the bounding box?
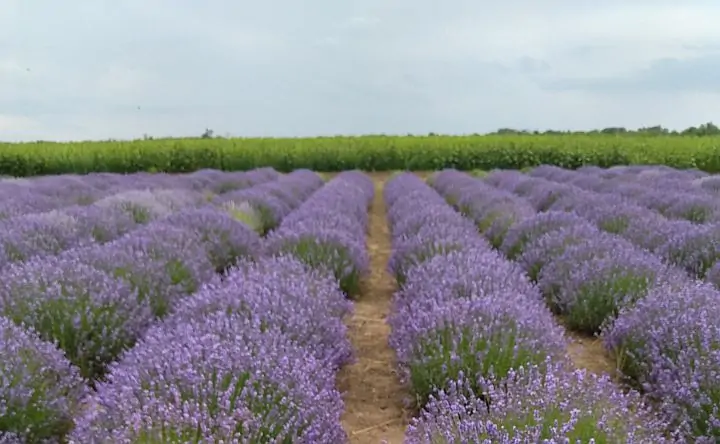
[337,172,408,444]
[565,331,615,376]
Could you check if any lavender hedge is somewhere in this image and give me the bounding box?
[0,256,154,380]
[264,171,372,296]
[406,359,671,443]
[218,169,324,233]
[471,165,720,441]
[71,253,352,442]
[386,172,667,441]
[0,316,88,442]
[604,281,720,441]
[166,255,353,369]
[71,311,346,443]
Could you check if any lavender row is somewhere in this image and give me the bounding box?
[0,171,331,441]
[0,168,280,269]
[216,169,325,234]
[528,164,720,224]
[264,171,374,296]
[68,172,374,441]
[486,169,720,282]
[0,167,279,220]
[384,173,665,442]
[433,169,689,334]
[434,169,720,441]
[69,256,351,443]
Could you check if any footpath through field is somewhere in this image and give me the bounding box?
[337,172,407,444]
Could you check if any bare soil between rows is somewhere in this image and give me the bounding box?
[337,172,409,444]
[335,172,615,443]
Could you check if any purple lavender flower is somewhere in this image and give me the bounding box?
[406,359,672,443]
[604,281,720,440]
[500,211,588,260]
[94,190,173,224]
[0,210,94,263]
[265,172,372,296]
[71,311,346,443]
[219,170,324,232]
[518,222,602,282]
[430,170,536,248]
[0,316,88,442]
[166,255,353,368]
[389,251,567,407]
[63,204,138,244]
[65,224,216,318]
[158,206,263,273]
[0,256,153,379]
[539,239,687,333]
[658,223,720,278]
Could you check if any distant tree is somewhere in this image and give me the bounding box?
[201,128,214,139]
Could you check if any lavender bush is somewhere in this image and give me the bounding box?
[500,211,588,260]
[265,171,372,296]
[166,255,353,368]
[539,239,684,333]
[0,256,153,379]
[0,210,94,263]
[389,247,567,407]
[158,206,263,273]
[71,311,346,443]
[518,222,602,282]
[406,360,672,443]
[0,317,87,442]
[219,169,324,233]
[658,223,720,278]
[94,190,173,224]
[65,224,215,318]
[604,281,720,441]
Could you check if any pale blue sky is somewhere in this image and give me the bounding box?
[1,0,720,141]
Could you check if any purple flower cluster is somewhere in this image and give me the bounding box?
[481,164,720,440]
[604,281,720,441]
[264,171,373,296]
[155,206,263,273]
[62,223,216,319]
[529,164,720,224]
[0,168,281,268]
[386,172,667,441]
[0,210,95,265]
[71,255,350,443]
[166,255,353,368]
[0,255,154,379]
[0,316,87,442]
[386,173,487,284]
[406,359,671,443]
[538,237,685,333]
[388,248,568,406]
[518,166,720,280]
[218,169,325,233]
[431,169,535,248]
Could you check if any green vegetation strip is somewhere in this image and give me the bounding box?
[1,134,720,176]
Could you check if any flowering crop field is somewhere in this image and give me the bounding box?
[2,165,720,443]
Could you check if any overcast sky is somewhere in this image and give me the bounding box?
[2,0,720,141]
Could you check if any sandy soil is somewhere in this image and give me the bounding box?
[565,331,616,377]
[337,172,409,444]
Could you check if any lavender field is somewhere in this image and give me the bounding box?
[2,165,720,443]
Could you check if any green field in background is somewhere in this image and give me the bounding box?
[1,134,719,176]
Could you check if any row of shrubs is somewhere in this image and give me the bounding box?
[383,173,670,442]
[433,166,720,441]
[2,134,720,176]
[0,168,377,441]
